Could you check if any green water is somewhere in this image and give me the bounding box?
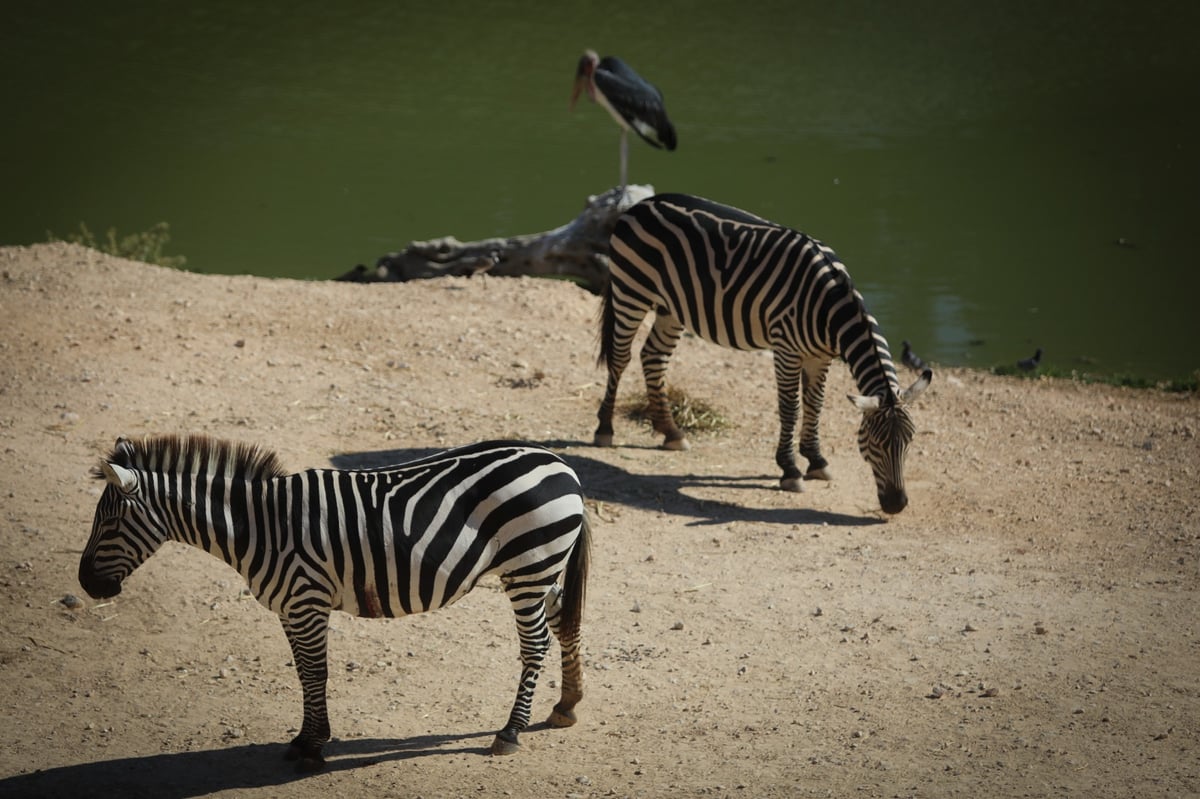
[3,1,1197,380]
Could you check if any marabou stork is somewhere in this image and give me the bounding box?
[570,50,676,190]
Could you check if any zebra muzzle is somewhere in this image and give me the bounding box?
[879,488,908,515]
[78,566,122,599]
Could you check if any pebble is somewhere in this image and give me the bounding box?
[61,594,84,609]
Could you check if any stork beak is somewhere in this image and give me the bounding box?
[569,74,587,111]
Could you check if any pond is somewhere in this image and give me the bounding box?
[3,0,1197,380]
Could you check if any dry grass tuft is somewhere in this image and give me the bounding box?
[619,385,731,434]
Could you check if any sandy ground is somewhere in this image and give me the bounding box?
[0,243,1197,799]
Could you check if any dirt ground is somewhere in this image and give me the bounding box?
[1,243,1196,799]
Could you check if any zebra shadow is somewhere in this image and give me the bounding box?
[330,444,883,528]
[0,731,497,798]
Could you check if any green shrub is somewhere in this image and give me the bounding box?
[48,221,186,269]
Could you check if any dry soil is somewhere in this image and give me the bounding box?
[1,243,1197,798]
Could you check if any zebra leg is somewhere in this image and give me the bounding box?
[491,587,553,755]
[544,585,584,728]
[595,290,652,447]
[280,608,332,772]
[799,360,833,480]
[594,367,624,448]
[641,310,689,450]
[773,350,804,491]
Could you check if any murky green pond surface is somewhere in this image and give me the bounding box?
[4,1,1197,379]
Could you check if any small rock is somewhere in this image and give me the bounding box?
[60,594,84,610]
[670,620,684,631]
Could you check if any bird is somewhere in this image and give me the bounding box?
[570,50,676,191]
[901,340,927,372]
[1017,347,1043,371]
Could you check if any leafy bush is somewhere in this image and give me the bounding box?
[48,222,186,269]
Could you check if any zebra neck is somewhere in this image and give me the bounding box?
[160,475,270,576]
[837,314,901,400]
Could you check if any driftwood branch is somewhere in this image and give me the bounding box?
[335,185,653,294]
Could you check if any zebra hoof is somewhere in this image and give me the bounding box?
[805,466,832,481]
[294,755,326,773]
[285,745,326,773]
[490,732,521,756]
[547,705,578,728]
[661,436,690,451]
[780,476,805,493]
[593,432,614,448]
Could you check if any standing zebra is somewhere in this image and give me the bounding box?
[595,193,931,514]
[79,435,591,771]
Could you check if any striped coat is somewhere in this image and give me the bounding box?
[595,193,931,513]
[80,435,590,769]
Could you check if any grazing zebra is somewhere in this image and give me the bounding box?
[79,434,591,771]
[595,193,932,514]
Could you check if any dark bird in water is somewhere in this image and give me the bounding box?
[570,50,677,190]
[901,340,927,372]
[1017,347,1043,371]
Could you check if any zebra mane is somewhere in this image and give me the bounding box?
[818,246,901,399]
[93,433,288,481]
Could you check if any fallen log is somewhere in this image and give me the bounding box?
[336,185,653,294]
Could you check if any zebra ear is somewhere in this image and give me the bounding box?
[900,368,933,404]
[847,394,881,413]
[100,461,139,494]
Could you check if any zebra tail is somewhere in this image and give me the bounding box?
[560,508,592,637]
[596,278,615,370]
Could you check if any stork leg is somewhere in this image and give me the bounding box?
[618,129,629,196]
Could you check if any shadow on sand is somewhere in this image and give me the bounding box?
[2,729,501,799]
[329,440,883,529]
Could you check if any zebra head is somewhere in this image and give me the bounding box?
[847,368,932,514]
[79,458,168,599]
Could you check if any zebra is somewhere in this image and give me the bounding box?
[594,193,932,514]
[78,434,591,771]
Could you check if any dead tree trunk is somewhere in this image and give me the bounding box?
[335,185,653,294]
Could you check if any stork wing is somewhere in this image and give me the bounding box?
[593,57,677,151]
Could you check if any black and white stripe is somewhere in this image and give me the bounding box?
[79,435,590,769]
[595,193,931,514]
